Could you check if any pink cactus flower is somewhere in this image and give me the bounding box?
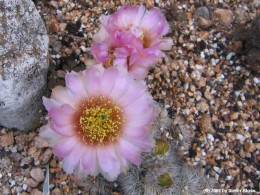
[91,5,173,79]
[40,65,156,181]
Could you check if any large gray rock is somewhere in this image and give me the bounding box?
[0,0,49,131]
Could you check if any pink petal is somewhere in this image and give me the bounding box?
[128,67,148,79]
[39,123,62,146]
[139,134,155,152]
[53,136,78,158]
[117,80,146,107]
[108,76,129,100]
[62,142,86,174]
[150,37,173,51]
[91,42,110,64]
[49,104,74,127]
[50,122,75,137]
[122,125,149,138]
[108,5,145,30]
[93,17,109,43]
[125,110,155,128]
[51,86,76,108]
[130,26,143,38]
[65,71,87,100]
[42,97,61,111]
[82,147,98,176]
[114,150,129,172]
[97,146,121,181]
[123,134,155,152]
[82,67,103,97]
[113,47,129,68]
[130,48,164,68]
[123,92,154,115]
[113,31,143,50]
[140,8,170,39]
[117,138,142,165]
[100,67,119,95]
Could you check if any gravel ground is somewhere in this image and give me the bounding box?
[0,0,259,194]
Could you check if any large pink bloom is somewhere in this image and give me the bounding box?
[40,65,156,181]
[91,5,173,79]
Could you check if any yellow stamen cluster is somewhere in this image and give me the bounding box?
[75,96,125,146]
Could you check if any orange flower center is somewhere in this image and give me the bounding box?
[73,96,125,146]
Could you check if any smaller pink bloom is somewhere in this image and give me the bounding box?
[40,65,156,181]
[91,5,173,79]
[103,5,173,49]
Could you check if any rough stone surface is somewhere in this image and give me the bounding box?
[193,6,211,27]
[0,0,49,131]
[246,49,260,72]
[214,8,234,27]
[247,15,260,50]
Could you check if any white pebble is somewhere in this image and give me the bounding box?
[209,49,214,55]
[213,43,218,48]
[236,134,245,141]
[0,173,2,178]
[241,95,245,101]
[213,166,221,173]
[10,180,15,187]
[226,175,232,180]
[80,46,86,52]
[193,161,198,166]
[235,91,240,96]
[10,146,17,153]
[226,52,236,60]
[195,64,203,70]
[7,173,11,177]
[22,184,28,190]
[200,52,205,58]
[216,33,222,38]
[165,104,170,109]
[80,24,86,29]
[196,96,201,101]
[237,101,243,107]
[215,174,219,180]
[207,134,214,142]
[223,140,227,148]
[235,66,241,71]
[253,77,259,84]
[243,5,249,11]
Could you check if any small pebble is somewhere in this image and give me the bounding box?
[30,168,45,183]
